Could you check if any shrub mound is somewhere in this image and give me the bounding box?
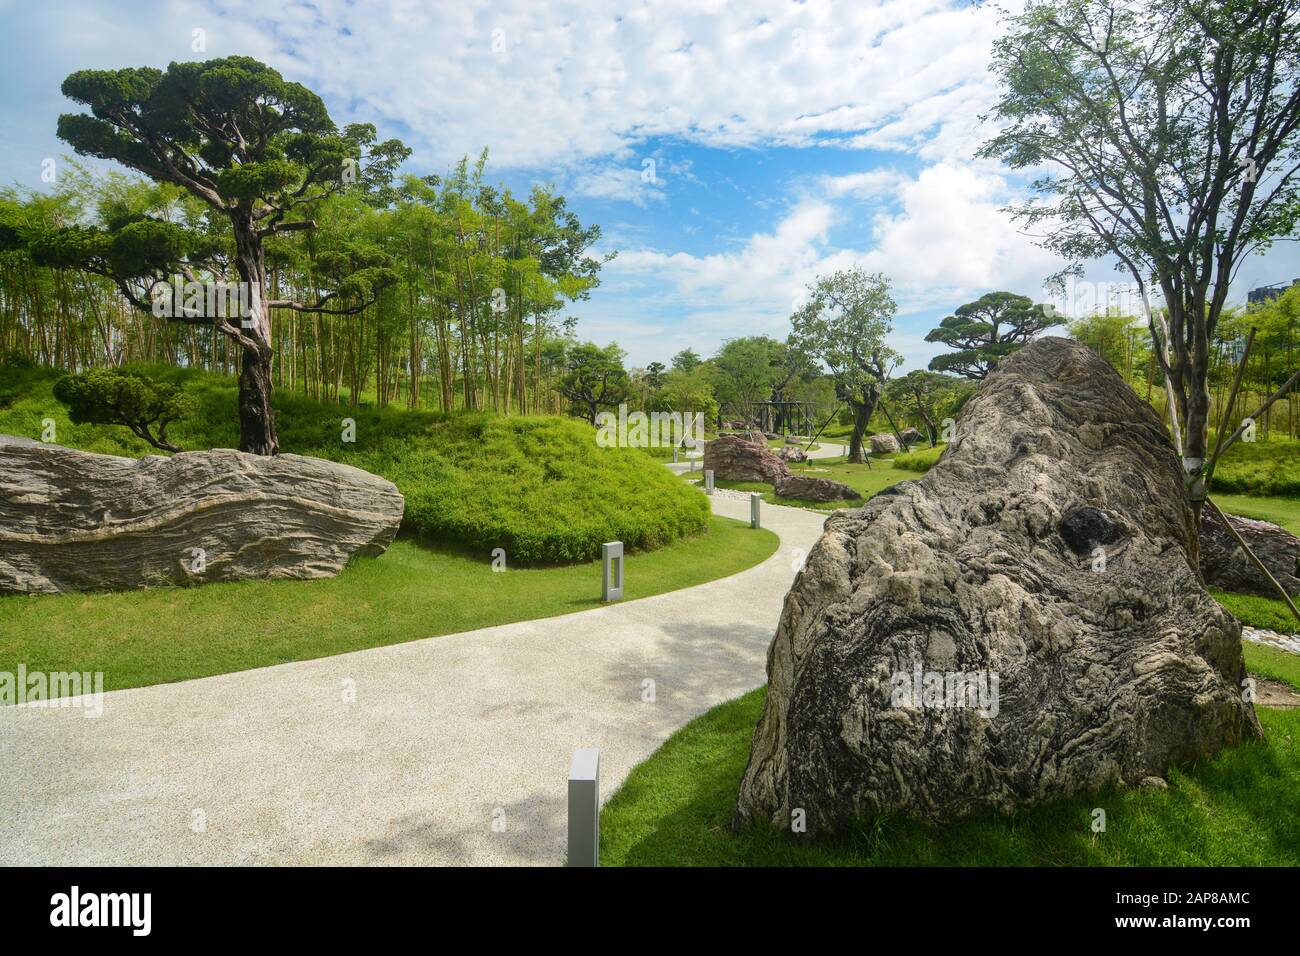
[0,363,710,564]
[892,443,945,472]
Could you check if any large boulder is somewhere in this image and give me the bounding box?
[869,432,900,454]
[777,445,808,464]
[735,338,1261,833]
[774,474,861,503]
[1200,508,1300,599]
[899,427,926,446]
[703,434,790,484]
[0,436,404,594]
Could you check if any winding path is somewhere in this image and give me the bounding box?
[0,493,826,866]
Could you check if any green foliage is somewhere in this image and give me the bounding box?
[893,444,946,473]
[556,341,631,423]
[925,291,1054,379]
[3,362,708,564]
[52,367,193,452]
[1210,436,1300,496]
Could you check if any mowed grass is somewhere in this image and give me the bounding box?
[0,515,777,693]
[600,641,1300,867]
[706,455,922,511]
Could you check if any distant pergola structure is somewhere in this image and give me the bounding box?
[752,400,817,439]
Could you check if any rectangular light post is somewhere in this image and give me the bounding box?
[567,747,600,867]
[750,492,761,529]
[602,541,623,601]
[673,447,678,463]
[704,469,714,495]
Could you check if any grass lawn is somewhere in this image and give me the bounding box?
[705,454,921,511]
[1211,492,1300,537]
[600,640,1300,866]
[0,515,777,694]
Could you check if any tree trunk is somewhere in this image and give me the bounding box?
[847,401,871,464]
[238,342,279,455]
[231,214,279,456]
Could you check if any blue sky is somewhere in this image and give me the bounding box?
[3,0,1298,371]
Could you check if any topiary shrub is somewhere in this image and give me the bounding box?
[53,368,194,452]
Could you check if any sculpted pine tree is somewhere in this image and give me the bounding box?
[925,291,1056,379]
[53,57,409,454]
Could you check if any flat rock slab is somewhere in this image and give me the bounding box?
[735,337,1262,832]
[0,436,404,593]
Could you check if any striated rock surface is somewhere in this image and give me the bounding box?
[899,427,926,446]
[704,433,790,484]
[0,436,404,594]
[775,474,861,503]
[1200,508,1300,599]
[735,337,1261,832]
[777,445,808,464]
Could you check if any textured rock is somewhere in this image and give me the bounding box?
[899,427,926,446]
[869,432,900,454]
[1200,508,1300,599]
[777,445,809,464]
[0,436,404,594]
[703,433,790,483]
[735,337,1261,832]
[774,474,861,503]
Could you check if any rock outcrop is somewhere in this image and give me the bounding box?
[1200,508,1300,599]
[735,337,1261,832]
[777,445,808,464]
[869,432,900,454]
[774,474,861,503]
[703,433,790,484]
[0,436,404,594]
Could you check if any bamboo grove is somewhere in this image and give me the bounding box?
[0,152,608,415]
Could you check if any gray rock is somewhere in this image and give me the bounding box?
[1200,508,1300,599]
[774,474,861,502]
[869,432,900,454]
[735,337,1261,832]
[899,427,926,446]
[0,436,404,594]
[777,446,809,464]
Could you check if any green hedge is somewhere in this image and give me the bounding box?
[0,363,709,564]
[893,444,945,472]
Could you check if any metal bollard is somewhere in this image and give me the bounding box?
[567,748,600,867]
[750,492,761,529]
[704,469,714,495]
[602,541,624,601]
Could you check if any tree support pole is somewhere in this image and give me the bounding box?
[1204,496,1300,627]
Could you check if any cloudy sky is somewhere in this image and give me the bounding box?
[2,0,1298,370]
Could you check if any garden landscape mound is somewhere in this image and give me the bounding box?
[0,363,711,566]
[0,435,403,593]
[734,337,1262,833]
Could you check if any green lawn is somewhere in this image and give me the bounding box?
[600,641,1300,867]
[705,454,921,511]
[1211,492,1300,536]
[0,515,777,694]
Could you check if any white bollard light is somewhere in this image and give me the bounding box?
[704,469,714,495]
[750,492,761,529]
[602,541,624,601]
[567,747,600,867]
[673,447,678,463]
